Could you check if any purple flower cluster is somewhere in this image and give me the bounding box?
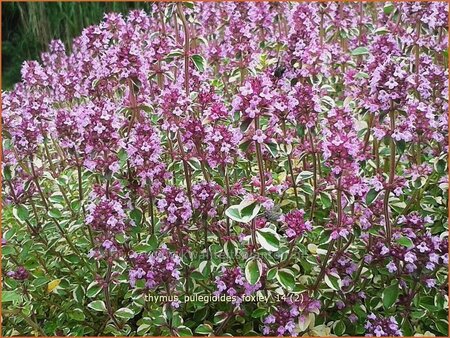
[232,74,275,119]
[125,117,169,193]
[85,184,130,260]
[365,314,402,337]
[214,266,262,306]
[1,2,448,336]
[7,266,30,281]
[129,245,181,290]
[156,186,192,232]
[365,213,447,279]
[204,125,243,168]
[192,181,222,218]
[321,107,365,176]
[262,294,321,336]
[280,209,312,240]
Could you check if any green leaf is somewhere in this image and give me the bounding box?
[191,271,206,280]
[296,171,313,183]
[245,259,262,285]
[300,183,314,196]
[276,269,295,290]
[13,204,29,222]
[435,159,447,175]
[188,157,201,171]
[134,243,155,253]
[48,208,62,219]
[334,320,346,336]
[191,54,206,72]
[396,237,414,249]
[213,311,228,325]
[240,118,253,133]
[198,261,211,276]
[251,308,267,318]
[240,201,261,219]
[3,165,12,180]
[264,142,278,157]
[178,326,193,336]
[396,140,406,154]
[366,188,380,205]
[86,281,102,298]
[375,27,390,35]
[351,46,369,56]
[256,228,280,252]
[383,282,399,309]
[225,205,241,222]
[72,285,85,303]
[383,3,395,15]
[420,296,438,311]
[148,234,158,250]
[137,323,151,335]
[115,307,135,320]
[355,72,369,79]
[225,200,261,223]
[166,49,184,59]
[435,320,449,335]
[69,308,86,321]
[88,300,107,312]
[32,277,50,288]
[224,240,237,258]
[194,324,213,335]
[320,192,332,209]
[324,273,342,291]
[2,290,22,303]
[130,209,143,226]
[49,194,64,204]
[401,318,413,337]
[267,267,277,280]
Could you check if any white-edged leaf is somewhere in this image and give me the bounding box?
[256,228,280,252]
[225,199,261,223]
[276,268,295,290]
[88,300,107,312]
[115,307,135,320]
[86,281,102,298]
[351,46,369,56]
[245,259,262,285]
[324,272,342,291]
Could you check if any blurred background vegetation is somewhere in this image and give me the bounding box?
[2,2,152,90]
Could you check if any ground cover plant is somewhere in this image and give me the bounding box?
[1,1,448,337]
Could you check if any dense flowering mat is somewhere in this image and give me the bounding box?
[1,2,448,337]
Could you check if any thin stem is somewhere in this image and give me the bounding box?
[251,219,257,249]
[177,3,190,96]
[20,311,46,336]
[254,117,265,196]
[277,241,296,268]
[313,177,342,290]
[223,165,231,237]
[363,113,374,152]
[148,184,155,235]
[313,240,334,290]
[214,312,233,336]
[203,215,210,260]
[281,119,299,208]
[104,261,121,329]
[415,21,421,89]
[177,131,192,203]
[308,129,318,219]
[29,156,49,210]
[384,107,396,246]
[173,6,194,201]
